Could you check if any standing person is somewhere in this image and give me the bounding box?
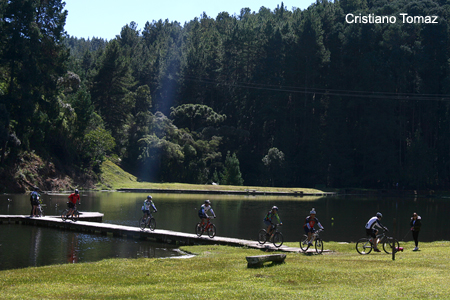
[410,212,422,251]
[263,206,282,240]
[198,200,216,227]
[142,195,157,220]
[67,189,80,217]
[303,208,324,246]
[365,212,388,252]
[30,187,40,217]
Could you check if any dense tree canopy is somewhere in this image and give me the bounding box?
[2,0,450,190]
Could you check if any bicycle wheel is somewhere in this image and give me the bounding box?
[315,238,324,254]
[299,234,310,251]
[148,218,156,231]
[139,217,147,230]
[207,224,216,238]
[61,209,69,221]
[273,232,283,247]
[383,238,400,254]
[72,210,79,222]
[195,223,203,237]
[258,229,268,244]
[39,208,45,217]
[356,238,373,255]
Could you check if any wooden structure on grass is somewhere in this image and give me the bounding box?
[246,254,286,268]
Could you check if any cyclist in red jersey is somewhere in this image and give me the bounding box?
[67,189,81,217]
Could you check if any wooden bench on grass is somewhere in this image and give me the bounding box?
[246,254,286,268]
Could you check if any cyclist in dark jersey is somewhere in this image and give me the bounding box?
[303,208,324,246]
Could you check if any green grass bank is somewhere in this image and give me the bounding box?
[1,241,448,299]
[98,160,327,195]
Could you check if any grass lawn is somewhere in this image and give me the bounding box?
[1,241,448,299]
[98,160,327,194]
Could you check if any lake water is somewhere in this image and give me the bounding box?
[1,192,449,270]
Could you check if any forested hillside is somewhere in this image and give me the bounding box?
[1,0,450,192]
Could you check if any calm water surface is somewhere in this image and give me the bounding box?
[1,192,449,270]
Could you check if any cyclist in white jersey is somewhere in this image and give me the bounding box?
[365,212,388,252]
[198,200,216,227]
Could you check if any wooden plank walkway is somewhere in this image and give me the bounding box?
[0,214,328,254]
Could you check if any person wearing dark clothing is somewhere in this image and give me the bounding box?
[30,187,40,217]
[410,212,422,251]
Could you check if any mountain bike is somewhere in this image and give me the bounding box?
[258,224,284,248]
[61,203,80,222]
[139,211,156,231]
[299,229,324,254]
[356,229,400,255]
[195,216,216,238]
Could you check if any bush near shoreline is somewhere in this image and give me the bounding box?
[1,241,448,299]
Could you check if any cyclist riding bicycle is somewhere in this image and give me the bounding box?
[365,212,388,252]
[198,200,216,227]
[303,208,324,246]
[264,206,282,240]
[67,189,80,217]
[142,195,157,219]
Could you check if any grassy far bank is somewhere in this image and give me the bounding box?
[98,160,327,194]
[1,241,448,299]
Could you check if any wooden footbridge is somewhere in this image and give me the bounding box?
[0,214,327,254]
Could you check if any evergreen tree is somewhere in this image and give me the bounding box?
[221,151,244,186]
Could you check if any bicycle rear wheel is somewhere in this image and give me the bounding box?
[299,234,310,251]
[356,238,373,255]
[148,218,156,231]
[315,238,324,254]
[139,217,147,230]
[258,230,268,244]
[61,209,69,221]
[195,223,203,237]
[207,224,216,238]
[383,238,400,254]
[273,232,283,247]
[72,210,79,222]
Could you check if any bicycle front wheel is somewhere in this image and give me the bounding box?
[61,209,69,221]
[195,223,203,237]
[299,234,310,251]
[258,230,268,244]
[383,238,400,254]
[315,238,324,254]
[273,232,283,247]
[356,238,373,255]
[148,218,156,231]
[207,224,216,238]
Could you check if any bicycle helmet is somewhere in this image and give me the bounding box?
[376,212,382,218]
[147,195,152,200]
[272,206,278,211]
[205,200,211,204]
[75,189,79,194]
[310,208,316,214]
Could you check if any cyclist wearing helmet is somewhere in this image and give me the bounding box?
[264,206,282,239]
[67,189,80,217]
[142,195,157,220]
[365,212,388,252]
[198,200,216,227]
[303,208,324,246]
